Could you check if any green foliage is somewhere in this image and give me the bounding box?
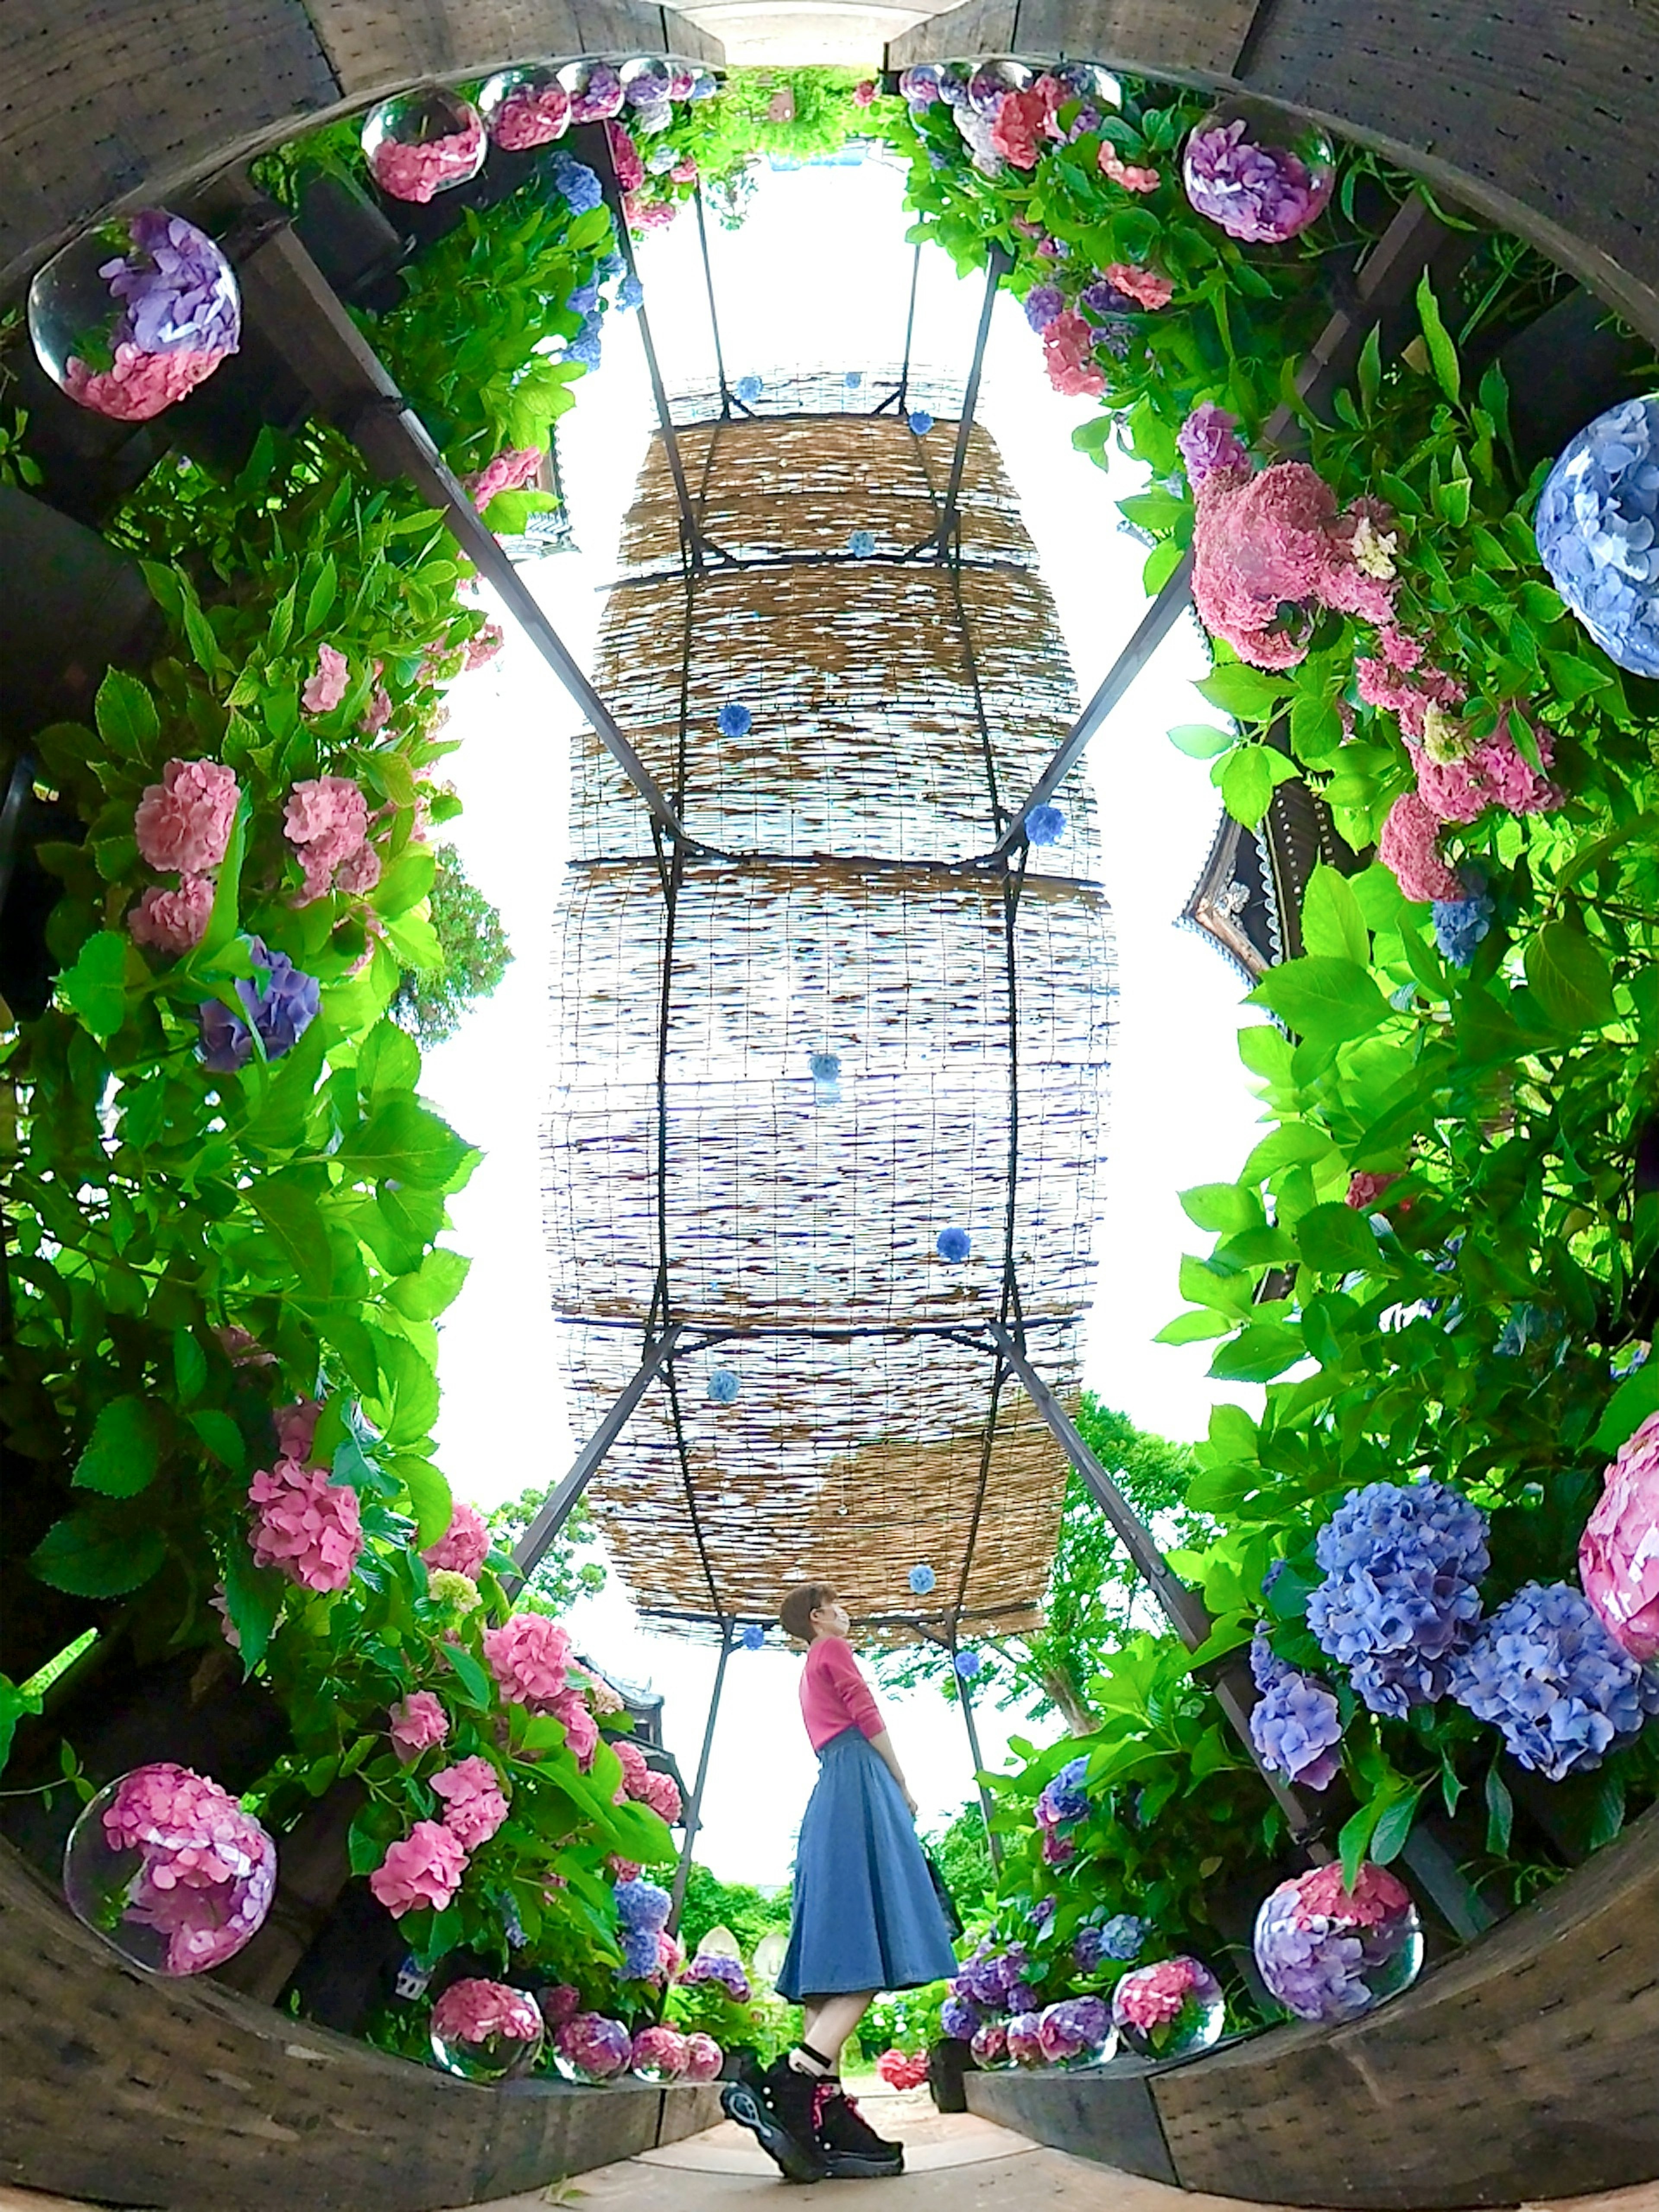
[484,1489,607,1616]
[924,1800,997,1923]
[391,842,512,1048]
[677,1862,794,1959]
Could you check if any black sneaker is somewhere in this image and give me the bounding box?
[814,2082,905,2180]
[721,2058,828,2183]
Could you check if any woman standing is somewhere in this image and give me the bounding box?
[721,1581,958,2183]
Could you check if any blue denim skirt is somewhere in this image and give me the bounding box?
[775,1727,959,2002]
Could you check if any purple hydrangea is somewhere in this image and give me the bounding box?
[103,212,241,356]
[1036,1995,1111,2063]
[1248,1623,1344,1790]
[1024,285,1065,333]
[897,65,943,106]
[1034,1754,1090,1831]
[1449,1580,1659,1780]
[1178,402,1249,491]
[1433,887,1495,966]
[548,154,604,215]
[1535,396,1659,677]
[1080,276,1141,319]
[1182,118,1334,245]
[683,1952,751,2002]
[1074,1912,1144,1973]
[1028,1894,1057,1931]
[1252,1877,1414,2022]
[955,1942,1030,2008]
[198,939,320,1073]
[621,1928,659,1979]
[614,1877,671,1932]
[940,1994,979,2040]
[1006,1980,1040,2015]
[1305,1479,1489,1718]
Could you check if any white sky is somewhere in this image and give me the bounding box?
[422,156,1266,1885]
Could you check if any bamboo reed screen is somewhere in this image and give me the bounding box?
[543,408,1112,1637]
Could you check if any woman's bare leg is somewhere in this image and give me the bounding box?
[795,1990,876,2074]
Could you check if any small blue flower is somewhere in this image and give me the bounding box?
[954,1648,982,1679]
[1098,1913,1147,1962]
[909,1563,936,1596]
[599,251,625,278]
[735,375,764,403]
[617,271,643,312]
[936,1227,971,1262]
[689,73,717,101]
[808,1051,841,1082]
[908,410,934,435]
[568,311,603,371]
[568,278,601,315]
[845,370,863,388]
[1027,804,1065,846]
[849,529,877,556]
[548,156,604,216]
[708,1369,741,1405]
[717,701,752,737]
[1432,887,1494,967]
[742,1621,767,1651]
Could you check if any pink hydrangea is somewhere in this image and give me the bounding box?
[631,2024,689,2078]
[581,1668,625,1716]
[671,158,698,184]
[284,774,374,903]
[683,2030,724,2082]
[248,1458,362,1591]
[1346,1171,1402,1211]
[301,643,350,716]
[606,121,646,192]
[369,121,486,204]
[538,1982,581,2028]
[1292,1861,1410,1929]
[489,83,571,151]
[613,1737,652,1802]
[388,1689,450,1761]
[423,1499,491,1578]
[1042,311,1106,399]
[64,343,229,422]
[134,758,238,876]
[552,1688,600,1767]
[1193,461,1397,671]
[1099,145,1159,192]
[369,1820,468,1916]
[852,79,878,105]
[466,445,543,509]
[273,1395,321,1463]
[102,1763,276,1973]
[555,2012,632,2079]
[1114,1956,1200,2031]
[1103,261,1173,310]
[128,874,214,957]
[210,1583,240,1651]
[1378,791,1465,903]
[484,1612,574,1711]
[359,685,392,737]
[1412,711,1560,824]
[432,1755,510,1848]
[990,86,1051,168]
[464,622,504,671]
[431,1977,541,2046]
[336,840,382,894]
[642,1769,683,1822]
[1581,1411,1659,1660]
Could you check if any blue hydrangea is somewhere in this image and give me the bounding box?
[1074,1913,1144,1971]
[549,155,604,215]
[1433,890,1494,966]
[849,529,877,556]
[742,1621,766,1651]
[954,1648,982,1679]
[1247,1622,1344,1789]
[1035,1753,1089,1830]
[567,278,601,315]
[689,73,717,100]
[568,312,603,371]
[1449,1580,1659,1780]
[909,1563,936,1595]
[707,1369,741,1405]
[940,1993,979,2040]
[621,1927,660,1979]
[1305,1479,1490,1718]
[936,1227,971,1262]
[614,1877,671,1932]
[1535,395,1659,677]
[735,375,763,403]
[717,701,752,737]
[618,272,643,312]
[845,370,864,388]
[1028,1894,1057,1930]
[909,410,934,435]
[599,251,625,278]
[1027,804,1065,846]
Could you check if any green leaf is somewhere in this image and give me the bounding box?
[1221,746,1274,826]
[1154,1308,1236,1345]
[1179,1183,1264,1234]
[1590,1362,1659,1455]
[304,554,338,636]
[197,796,250,962]
[57,931,130,1041]
[246,1168,334,1299]
[1339,1797,1384,1889]
[441,1640,493,1709]
[172,1328,208,1405]
[220,1540,284,1671]
[1523,924,1616,1033]
[1299,865,1369,965]
[94,669,160,756]
[1209,1322,1304,1383]
[1196,662,1290,722]
[1355,323,1381,418]
[395,1457,454,1550]
[1240,1121,1335,1184]
[189,1409,247,1472]
[71,1395,160,1497]
[1295,1201,1381,1274]
[30,1513,166,1597]
[386,1248,471,1322]
[1416,272,1461,404]
[357,1020,422,1100]
[340,1097,469,1188]
[1484,1761,1513,1856]
[1370,1788,1422,1865]
[1168,722,1234,760]
[1249,957,1391,1046]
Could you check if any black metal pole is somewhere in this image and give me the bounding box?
[888,238,923,414]
[692,186,733,416]
[669,1617,735,1929]
[929,241,1013,556]
[954,1655,1003,1869]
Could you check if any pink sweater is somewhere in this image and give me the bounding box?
[800,1635,884,1751]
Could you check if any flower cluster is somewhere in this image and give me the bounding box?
[1112,1955,1211,2033]
[129,756,239,957]
[1181,116,1333,244]
[466,445,543,509]
[877,2047,931,2088]
[1581,1413,1659,1660]
[616,1875,673,1980]
[1433,880,1495,967]
[488,81,571,151]
[1253,1863,1414,2021]
[1247,1622,1344,1789]
[970,2020,1008,2066]
[284,774,380,902]
[1306,1479,1489,1716]
[549,154,605,215]
[423,1499,490,1578]
[370,1818,467,1916]
[631,2024,690,2079]
[199,938,321,1072]
[63,213,240,421]
[1035,1753,1090,1832]
[1535,395,1659,677]
[431,1755,509,1848]
[389,1689,449,1761]
[1073,1912,1144,1972]
[1006,2012,1045,2066]
[248,1456,363,1592]
[555,2012,632,2081]
[431,1977,542,2047]
[682,1951,752,2004]
[1449,1580,1659,1780]
[1379,791,1466,904]
[99,1763,276,1974]
[1036,1994,1111,2063]
[1177,402,1249,492]
[369,117,486,203]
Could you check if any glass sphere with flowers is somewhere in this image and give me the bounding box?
[1111,1955,1225,2057]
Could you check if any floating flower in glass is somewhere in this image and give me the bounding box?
[1052,61,1122,106]
[1535,395,1659,676]
[631,2023,690,2081]
[29,210,240,423]
[1111,1955,1225,2058]
[899,64,944,109]
[560,59,627,124]
[683,2031,724,2081]
[429,1978,544,2080]
[966,60,1031,114]
[1253,1862,1422,2022]
[64,1764,276,1975]
[362,91,487,203]
[1036,1995,1115,2068]
[1006,2010,1046,2066]
[622,58,674,107]
[708,1368,741,1405]
[1182,104,1335,244]
[479,68,571,150]
[553,2010,634,2082]
[936,1227,971,1262]
[971,2019,1011,2068]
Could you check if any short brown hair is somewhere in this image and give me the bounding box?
[780,1580,836,1643]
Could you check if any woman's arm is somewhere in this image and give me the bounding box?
[867,1729,918,1818]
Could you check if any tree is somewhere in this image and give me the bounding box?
[873,1395,1205,1734]
[392,842,512,1049]
[677,1862,793,1960]
[924,1800,995,1923]
[484,1487,607,1616]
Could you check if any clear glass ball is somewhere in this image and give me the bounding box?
[1254,1861,1424,2023]
[553,2010,634,2082]
[965,60,1031,114]
[630,2024,689,2082]
[1182,101,1335,244]
[1034,1997,1116,2068]
[479,68,571,151]
[28,211,241,423]
[361,90,486,203]
[969,2019,1013,2069]
[1051,61,1122,108]
[559,58,626,124]
[429,1978,544,2081]
[621,57,673,108]
[1535,394,1659,677]
[1111,1956,1226,2058]
[683,2030,724,2082]
[63,1763,275,1974]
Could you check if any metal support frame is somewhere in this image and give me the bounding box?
[505,1325,686,1589]
[692,187,734,418]
[924,242,1012,557]
[884,241,924,416]
[953,1647,1004,1869]
[669,1615,735,1928]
